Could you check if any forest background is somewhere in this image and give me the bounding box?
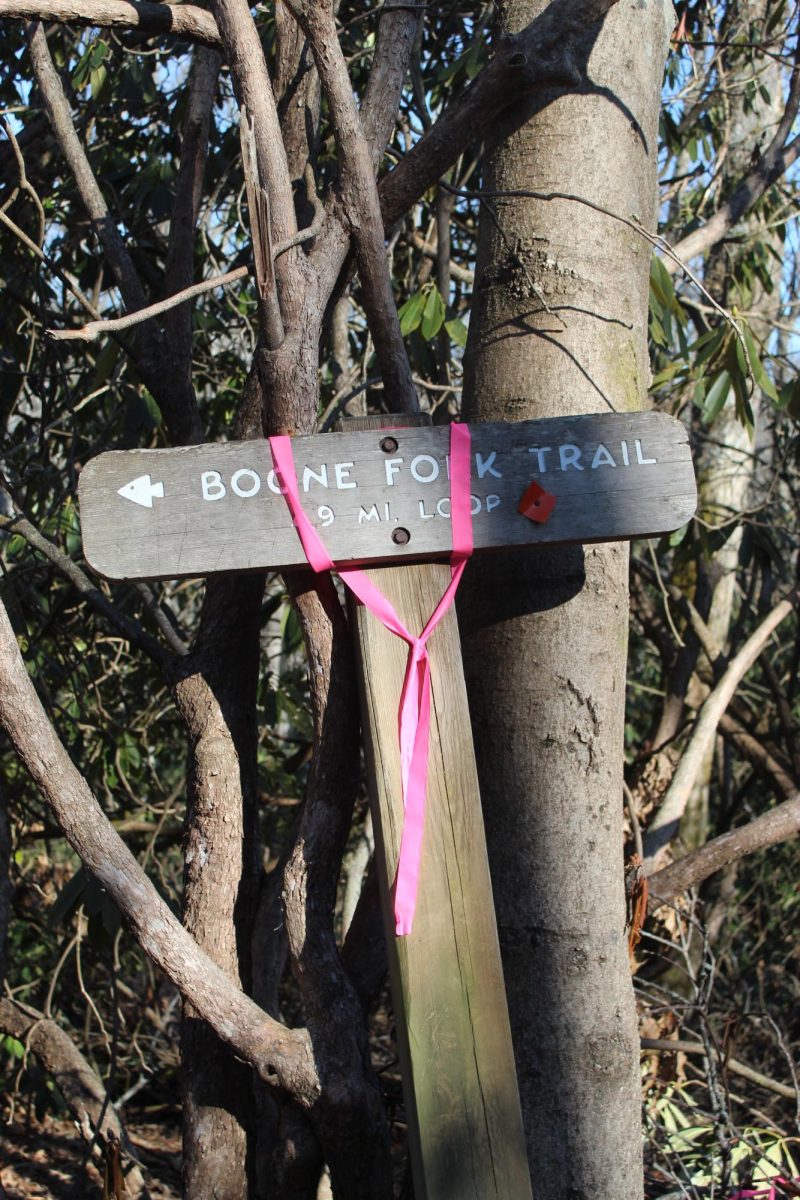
[0,0,798,1198]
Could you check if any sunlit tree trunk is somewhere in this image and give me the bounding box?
[459,2,673,1195]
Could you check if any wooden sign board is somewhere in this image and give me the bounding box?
[78,412,696,581]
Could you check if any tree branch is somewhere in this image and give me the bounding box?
[212,1,296,251]
[640,1037,798,1101]
[47,266,249,342]
[0,206,103,324]
[0,997,151,1198]
[0,597,319,1100]
[27,21,147,314]
[718,709,797,801]
[0,510,175,665]
[644,594,798,861]
[163,46,221,399]
[46,177,322,343]
[282,573,391,1198]
[359,5,421,168]
[26,19,204,444]
[646,791,800,914]
[378,0,622,228]
[292,0,418,414]
[0,1,221,47]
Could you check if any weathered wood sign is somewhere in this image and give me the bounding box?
[78,411,696,581]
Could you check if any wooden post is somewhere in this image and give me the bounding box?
[343,416,533,1200]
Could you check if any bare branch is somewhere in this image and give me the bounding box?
[0,205,103,322]
[212,0,296,249]
[26,21,205,443]
[0,596,318,1099]
[274,0,319,182]
[0,0,220,47]
[640,1037,798,1101]
[163,47,221,393]
[359,6,420,168]
[47,266,249,342]
[0,114,46,243]
[134,583,189,658]
[647,793,800,913]
[718,710,797,801]
[46,188,323,343]
[408,230,474,283]
[0,509,175,665]
[0,997,151,1198]
[292,0,418,413]
[240,106,285,348]
[378,0,622,227]
[283,572,392,1195]
[27,21,147,314]
[273,162,325,257]
[644,593,799,861]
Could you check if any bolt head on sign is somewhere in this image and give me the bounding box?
[78,412,697,582]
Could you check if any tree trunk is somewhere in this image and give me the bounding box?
[458,2,672,1196]
[173,575,264,1200]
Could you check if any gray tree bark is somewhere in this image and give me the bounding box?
[458,2,673,1197]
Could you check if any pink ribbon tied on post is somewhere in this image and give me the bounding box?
[269,424,474,936]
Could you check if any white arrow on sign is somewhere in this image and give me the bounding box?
[117,474,165,509]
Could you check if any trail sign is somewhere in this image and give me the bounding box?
[78,411,696,582]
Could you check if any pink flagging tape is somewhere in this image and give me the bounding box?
[269,424,474,935]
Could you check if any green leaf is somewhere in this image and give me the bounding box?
[703,369,731,422]
[444,318,468,348]
[72,46,92,90]
[741,324,779,403]
[649,312,667,347]
[90,64,109,104]
[668,522,690,548]
[1,1035,25,1060]
[420,286,446,341]
[398,289,426,336]
[89,39,108,68]
[650,255,676,311]
[651,362,685,388]
[777,378,800,414]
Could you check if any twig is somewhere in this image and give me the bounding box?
[47,267,250,342]
[46,164,323,343]
[668,14,800,267]
[408,231,474,284]
[441,182,753,386]
[0,596,318,1097]
[647,792,800,912]
[644,593,798,860]
[0,208,103,323]
[0,114,46,241]
[134,584,188,659]
[271,162,325,257]
[648,539,685,649]
[287,0,419,412]
[640,1038,797,1100]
